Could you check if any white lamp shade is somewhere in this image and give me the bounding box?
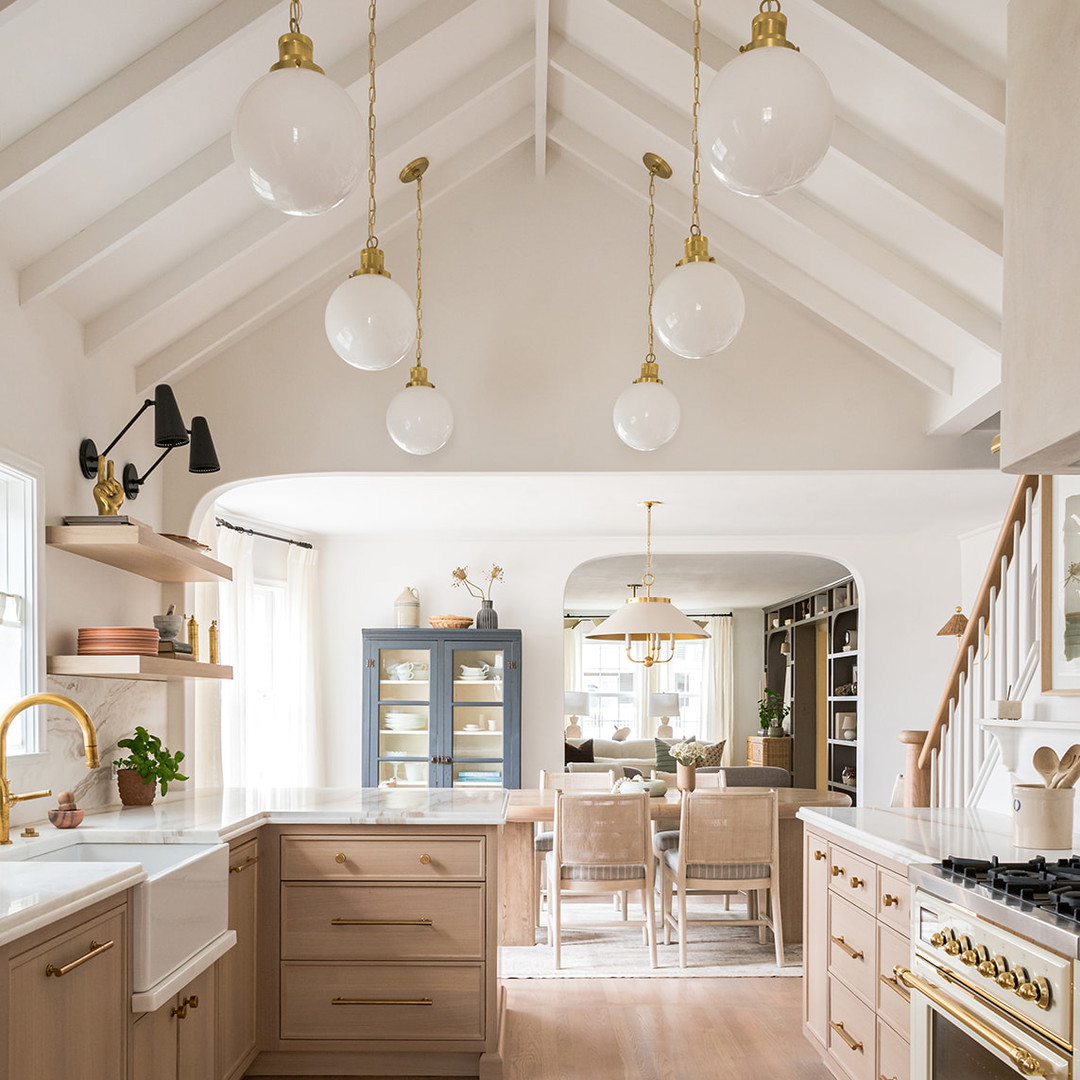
[613,381,680,451]
[586,598,710,642]
[564,691,591,716]
[231,67,365,216]
[652,260,745,359]
[700,46,833,198]
[386,385,454,455]
[649,692,680,718]
[325,273,416,370]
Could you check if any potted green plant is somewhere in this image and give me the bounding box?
[113,726,188,806]
[758,688,791,738]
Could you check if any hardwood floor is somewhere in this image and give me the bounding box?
[256,976,830,1080]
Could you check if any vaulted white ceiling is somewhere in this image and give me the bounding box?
[1,0,1005,435]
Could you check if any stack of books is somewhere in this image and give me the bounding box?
[158,640,194,660]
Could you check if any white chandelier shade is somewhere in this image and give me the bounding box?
[232,67,365,216]
[324,273,416,371]
[386,384,454,455]
[613,381,680,452]
[652,260,745,359]
[587,597,710,666]
[700,46,833,197]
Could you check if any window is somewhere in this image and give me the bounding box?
[0,453,40,755]
[580,637,641,736]
[655,639,707,736]
[244,580,288,786]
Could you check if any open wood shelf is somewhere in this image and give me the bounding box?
[46,518,232,583]
[48,655,233,681]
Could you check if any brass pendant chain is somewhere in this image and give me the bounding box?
[289,0,302,33]
[641,500,657,597]
[366,0,379,250]
[646,171,656,361]
[414,174,423,365]
[690,0,702,237]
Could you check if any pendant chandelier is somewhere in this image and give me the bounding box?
[613,153,681,453]
[231,1,365,216]
[651,0,745,360]
[324,0,416,371]
[586,502,709,667]
[700,1,833,197]
[386,158,454,455]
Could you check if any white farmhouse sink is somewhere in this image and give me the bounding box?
[29,842,229,992]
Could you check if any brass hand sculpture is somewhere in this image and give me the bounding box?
[93,456,125,516]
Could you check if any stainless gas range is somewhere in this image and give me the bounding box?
[904,857,1080,1079]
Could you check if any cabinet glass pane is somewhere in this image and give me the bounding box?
[378,648,432,702]
[378,704,430,762]
[452,647,505,702]
[452,705,503,761]
[379,759,429,786]
[453,761,503,788]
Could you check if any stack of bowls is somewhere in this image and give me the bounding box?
[77,627,160,656]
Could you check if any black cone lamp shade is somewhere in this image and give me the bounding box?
[187,416,219,473]
[153,384,189,447]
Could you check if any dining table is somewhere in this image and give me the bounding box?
[499,785,852,946]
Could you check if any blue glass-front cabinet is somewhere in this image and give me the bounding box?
[362,628,522,789]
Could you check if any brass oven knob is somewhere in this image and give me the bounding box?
[929,929,952,949]
[977,954,1008,980]
[997,966,1027,991]
[1017,976,1052,1010]
[944,934,971,957]
[960,944,988,967]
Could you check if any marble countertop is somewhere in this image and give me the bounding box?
[0,786,509,946]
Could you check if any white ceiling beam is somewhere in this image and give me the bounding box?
[86,38,533,358]
[18,0,484,302]
[0,0,45,29]
[805,0,1005,123]
[926,361,1002,436]
[0,0,279,202]
[551,117,955,397]
[534,0,550,177]
[601,0,1001,254]
[134,110,533,393]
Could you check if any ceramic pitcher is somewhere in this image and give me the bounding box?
[394,586,420,628]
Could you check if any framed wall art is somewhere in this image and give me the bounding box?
[1041,474,1080,694]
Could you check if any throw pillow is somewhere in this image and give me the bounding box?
[611,726,631,741]
[654,738,677,772]
[565,739,594,765]
[699,740,726,767]
[622,766,643,779]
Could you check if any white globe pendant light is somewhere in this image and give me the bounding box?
[325,0,415,371]
[651,0,745,359]
[614,153,681,453]
[231,4,364,216]
[700,1,833,197]
[385,157,454,456]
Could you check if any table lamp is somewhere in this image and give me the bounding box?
[564,691,590,739]
[649,693,680,739]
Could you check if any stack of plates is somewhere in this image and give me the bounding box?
[384,712,427,731]
[77,627,160,656]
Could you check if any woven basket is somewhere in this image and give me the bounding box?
[428,615,473,629]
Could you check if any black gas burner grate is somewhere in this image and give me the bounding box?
[937,854,1080,924]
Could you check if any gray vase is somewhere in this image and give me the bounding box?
[767,724,785,738]
[476,600,498,629]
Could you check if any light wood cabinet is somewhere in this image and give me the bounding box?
[216,833,259,1080]
[131,966,216,1080]
[1,896,129,1080]
[803,824,912,1080]
[746,735,792,771]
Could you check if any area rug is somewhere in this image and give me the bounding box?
[501,898,802,978]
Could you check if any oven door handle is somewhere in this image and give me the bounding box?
[894,967,1047,1078]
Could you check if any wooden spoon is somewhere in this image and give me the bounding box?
[1052,744,1080,787]
[1033,746,1060,788]
[1054,755,1080,790]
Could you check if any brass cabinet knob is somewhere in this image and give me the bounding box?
[419,853,431,865]
[831,865,845,877]
[814,850,827,861]
[882,894,899,907]
[997,966,1026,991]
[849,876,865,890]
[335,853,347,864]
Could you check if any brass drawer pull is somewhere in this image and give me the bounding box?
[330,918,433,926]
[831,865,845,877]
[184,994,199,1010]
[332,997,433,1006]
[830,935,864,960]
[171,1003,188,1020]
[830,1020,863,1053]
[814,850,826,861]
[335,853,347,864]
[882,893,900,907]
[879,972,910,1002]
[229,855,259,874]
[881,1075,898,1080]
[849,876,866,889]
[419,853,431,864]
[44,939,114,978]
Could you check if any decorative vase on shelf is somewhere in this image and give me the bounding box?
[767,724,784,738]
[676,762,696,793]
[394,586,420,628]
[476,599,498,629]
[117,769,156,806]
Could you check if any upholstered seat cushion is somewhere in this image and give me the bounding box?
[545,852,646,881]
[652,830,680,855]
[534,829,554,852]
[661,848,771,880]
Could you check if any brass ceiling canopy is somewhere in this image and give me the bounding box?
[741,0,800,53]
[269,32,324,73]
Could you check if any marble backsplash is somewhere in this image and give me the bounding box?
[6,676,169,829]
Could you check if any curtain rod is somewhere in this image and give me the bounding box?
[215,517,313,549]
[564,611,732,619]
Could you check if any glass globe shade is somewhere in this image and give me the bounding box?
[651,260,745,359]
[386,384,454,455]
[232,67,365,216]
[612,381,680,452]
[699,46,833,197]
[325,273,416,370]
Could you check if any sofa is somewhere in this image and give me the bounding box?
[565,738,657,775]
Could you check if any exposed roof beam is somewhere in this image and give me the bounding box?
[926,360,1002,436]
[135,110,533,393]
[86,37,533,357]
[19,0,483,302]
[534,0,550,176]
[0,0,46,29]
[0,0,279,201]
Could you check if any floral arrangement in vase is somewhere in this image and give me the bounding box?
[451,565,505,629]
[668,740,712,766]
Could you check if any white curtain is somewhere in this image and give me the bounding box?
[702,615,735,761]
[283,544,320,787]
[218,528,256,789]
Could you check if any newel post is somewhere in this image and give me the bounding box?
[899,730,931,807]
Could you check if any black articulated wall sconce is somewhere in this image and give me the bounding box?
[122,416,219,501]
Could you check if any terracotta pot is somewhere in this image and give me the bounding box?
[117,768,157,806]
[676,762,696,793]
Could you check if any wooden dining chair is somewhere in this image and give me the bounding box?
[533,770,616,926]
[547,790,657,969]
[657,789,784,968]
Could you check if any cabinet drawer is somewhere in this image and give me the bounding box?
[876,924,911,1039]
[281,836,485,881]
[281,962,484,1041]
[877,1017,910,1080]
[877,869,911,935]
[281,883,484,960]
[747,738,764,766]
[829,893,877,1005]
[828,977,876,1080]
[828,843,876,913]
